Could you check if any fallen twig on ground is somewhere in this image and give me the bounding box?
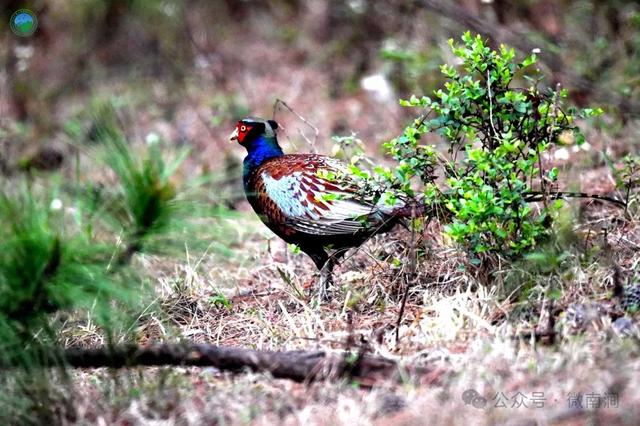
[9,343,431,385]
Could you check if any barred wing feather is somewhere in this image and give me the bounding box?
[259,156,386,236]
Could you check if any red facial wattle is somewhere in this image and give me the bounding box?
[236,123,252,144]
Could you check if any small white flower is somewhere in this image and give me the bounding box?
[162,2,177,16]
[348,0,365,13]
[572,142,592,153]
[554,148,570,161]
[146,132,160,145]
[532,48,541,54]
[360,74,393,102]
[14,45,34,59]
[50,198,63,211]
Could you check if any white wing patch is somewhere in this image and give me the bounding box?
[261,171,383,236]
[261,172,311,218]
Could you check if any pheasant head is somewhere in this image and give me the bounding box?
[230,118,284,186]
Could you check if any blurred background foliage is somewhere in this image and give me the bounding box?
[1,0,639,146]
[0,0,637,199]
[0,1,639,422]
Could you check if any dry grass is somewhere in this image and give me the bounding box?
[52,194,640,425]
[45,106,640,423]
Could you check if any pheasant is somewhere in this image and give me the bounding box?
[230,117,416,300]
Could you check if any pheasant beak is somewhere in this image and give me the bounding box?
[229,127,239,142]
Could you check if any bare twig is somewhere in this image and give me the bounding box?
[612,264,625,301]
[272,99,319,152]
[486,70,498,147]
[535,298,555,345]
[395,203,418,345]
[523,190,626,208]
[511,329,557,342]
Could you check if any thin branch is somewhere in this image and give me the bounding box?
[486,70,498,147]
[523,190,626,208]
[395,203,418,346]
[272,99,319,153]
[535,298,555,345]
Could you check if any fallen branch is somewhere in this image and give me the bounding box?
[10,343,425,385]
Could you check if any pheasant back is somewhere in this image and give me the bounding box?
[245,154,398,245]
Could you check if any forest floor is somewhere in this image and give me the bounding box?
[63,184,640,425]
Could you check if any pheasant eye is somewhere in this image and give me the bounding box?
[240,125,247,132]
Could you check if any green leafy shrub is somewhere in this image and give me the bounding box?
[365,33,602,257]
